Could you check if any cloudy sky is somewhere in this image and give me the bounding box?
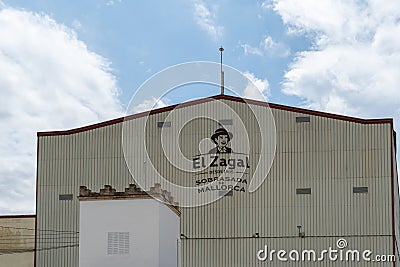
[0,0,399,214]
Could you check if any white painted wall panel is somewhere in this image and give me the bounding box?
[79,199,179,267]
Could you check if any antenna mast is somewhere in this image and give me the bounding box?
[219,46,224,95]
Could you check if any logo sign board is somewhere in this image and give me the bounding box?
[122,62,276,207]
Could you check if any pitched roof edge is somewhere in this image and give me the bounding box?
[37,94,393,137]
[0,214,36,219]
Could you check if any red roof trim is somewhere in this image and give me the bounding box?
[37,94,393,137]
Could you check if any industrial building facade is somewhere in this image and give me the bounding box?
[36,94,399,266]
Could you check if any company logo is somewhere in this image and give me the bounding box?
[209,128,233,154]
[121,61,277,207]
[193,127,250,194]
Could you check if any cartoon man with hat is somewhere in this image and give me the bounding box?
[209,128,233,154]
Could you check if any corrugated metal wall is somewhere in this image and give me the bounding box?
[36,123,134,267]
[392,130,400,266]
[179,102,395,266]
[36,98,397,266]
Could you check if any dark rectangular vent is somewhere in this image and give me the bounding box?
[296,116,310,123]
[59,194,73,201]
[296,188,311,195]
[218,119,233,125]
[353,187,368,194]
[218,191,233,197]
[157,121,171,128]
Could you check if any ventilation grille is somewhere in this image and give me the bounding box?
[59,194,73,201]
[296,116,310,123]
[157,121,171,128]
[296,188,311,195]
[107,232,130,255]
[353,187,368,194]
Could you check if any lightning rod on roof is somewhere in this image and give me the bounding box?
[219,46,225,95]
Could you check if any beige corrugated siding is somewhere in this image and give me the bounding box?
[36,98,397,266]
[37,123,134,266]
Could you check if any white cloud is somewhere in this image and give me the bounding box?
[193,0,223,41]
[106,0,122,6]
[0,7,123,214]
[240,35,290,57]
[240,43,263,56]
[261,0,274,10]
[243,72,270,101]
[262,36,291,57]
[131,97,168,114]
[268,0,400,121]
